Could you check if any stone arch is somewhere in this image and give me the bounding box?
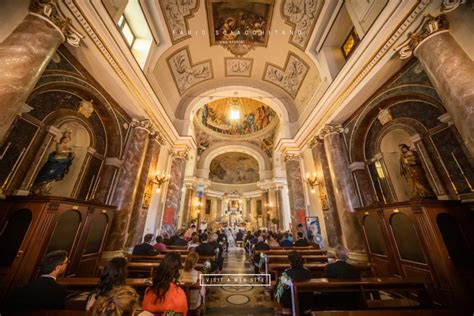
[196,142,272,181]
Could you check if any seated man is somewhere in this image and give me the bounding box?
[279,232,293,247]
[173,232,188,246]
[293,232,309,247]
[324,246,360,279]
[279,252,313,313]
[9,250,69,310]
[322,246,361,309]
[132,234,157,256]
[196,233,222,271]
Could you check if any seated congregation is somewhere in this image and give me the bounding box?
[2,225,459,316]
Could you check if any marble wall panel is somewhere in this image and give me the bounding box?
[162,157,186,234]
[285,159,306,225]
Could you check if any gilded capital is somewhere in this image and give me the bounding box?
[30,0,83,47]
[318,124,344,139]
[284,153,302,162]
[171,150,189,160]
[395,15,448,59]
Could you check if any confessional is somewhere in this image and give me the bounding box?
[0,196,115,299]
[355,200,474,306]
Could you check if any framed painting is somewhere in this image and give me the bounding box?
[206,0,275,47]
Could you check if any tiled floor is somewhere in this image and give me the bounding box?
[205,247,275,315]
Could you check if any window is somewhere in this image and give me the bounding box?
[117,15,135,48]
[341,27,360,59]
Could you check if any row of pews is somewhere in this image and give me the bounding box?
[254,246,463,315]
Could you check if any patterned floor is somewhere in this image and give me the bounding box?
[205,247,275,315]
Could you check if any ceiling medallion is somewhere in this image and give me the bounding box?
[221,41,256,57]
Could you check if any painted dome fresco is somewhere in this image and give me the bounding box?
[195,97,278,137]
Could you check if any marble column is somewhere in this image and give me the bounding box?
[349,162,376,207]
[104,121,151,256]
[180,185,194,228]
[0,9,66,143]
[216,198,222,223]
[311,140,343,248]
[322,125,365,254]
[285,155,307,231]
[161,153,186,235]
[125,136,161,248]
[246,198,251,222]
[397,15,474,158]
[94,157,123,204]
[277,185,291,230]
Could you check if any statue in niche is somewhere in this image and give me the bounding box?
[399,144,435,199]
[31,130,75,195]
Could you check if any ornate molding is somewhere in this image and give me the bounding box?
[395,14,449,59]
[440,0,465,13]
[319,124,344,138]
[225,58,253,77]
[159,0,199,44]
[284,153,302,162]
[129,119,166,145]
[263,52,309,98]
[281,0,325,50]
[167,46,213,95]
[171,150,189,160]
[31,0,83,47]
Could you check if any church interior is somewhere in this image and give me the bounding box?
[0,0,473,315]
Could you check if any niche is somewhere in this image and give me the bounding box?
[380,128,412,201]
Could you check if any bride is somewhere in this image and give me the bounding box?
[225,227,236,249]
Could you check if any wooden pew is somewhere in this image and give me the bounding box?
[290,277,431,316]
[266,255,330,264]
[97,262,205,278]
[159,249,190,255]
[126,254,214,263]
[310,310,460,316]
[268,262,372,280]
[167,245,188,250]
[270,246,319,250]
[256,249,327,256]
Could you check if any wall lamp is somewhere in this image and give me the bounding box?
[153,171,170,193]
[306,172,319,193]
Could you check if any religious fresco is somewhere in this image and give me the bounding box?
[209,152,259,184]
[197,97,277,136]
[207,0,274,46]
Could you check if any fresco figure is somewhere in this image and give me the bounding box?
[32,130,75,195]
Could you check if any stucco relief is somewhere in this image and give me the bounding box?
[167,47,213,95]
[282,0,324,50]
[225,58,253,77]
[263,52,308,98]
[159,0,199,43]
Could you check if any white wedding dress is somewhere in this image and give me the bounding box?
[226,228,236,249]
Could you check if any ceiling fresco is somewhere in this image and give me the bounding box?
[209,152,260,184]
[207,0,274,47]
[195,97,278,136]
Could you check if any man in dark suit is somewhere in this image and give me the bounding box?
[279,232,293,247]
[173,232,187,246]
[9,250,69,309]
[236,229,244,241]
[293,231,309,247]
[132,234,157,256]
[196,233,223,271]
[280,251,313,312]
[322,246,361,309]
[324,246,361,279]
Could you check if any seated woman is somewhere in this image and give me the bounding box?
[267,234,280,247]
[153,236,167,252]
[142,252,187,316]
[278,252,313,314]
[187,235,200,251]
[179,252,205,310]
[91,286,138,316]
[87,257,128,311]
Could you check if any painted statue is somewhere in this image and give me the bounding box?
[32,130,75,195]
[399,144,435,199]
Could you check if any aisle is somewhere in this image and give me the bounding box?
[205,247,275,315]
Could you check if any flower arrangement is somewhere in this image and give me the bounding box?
[274,272,292,303]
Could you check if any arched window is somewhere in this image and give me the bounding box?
[390,213,426,263]
[0,209,32,266]
[83,213,108,255]
[363,215,387,255]
[47,210,81,253]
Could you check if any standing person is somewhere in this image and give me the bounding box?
[132,234,157,256]
[87,257,128,310]
[179,252,205,310]
[9,250,69,310]
[142,252,187,315]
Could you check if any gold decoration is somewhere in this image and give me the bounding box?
[78,100,94,118]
